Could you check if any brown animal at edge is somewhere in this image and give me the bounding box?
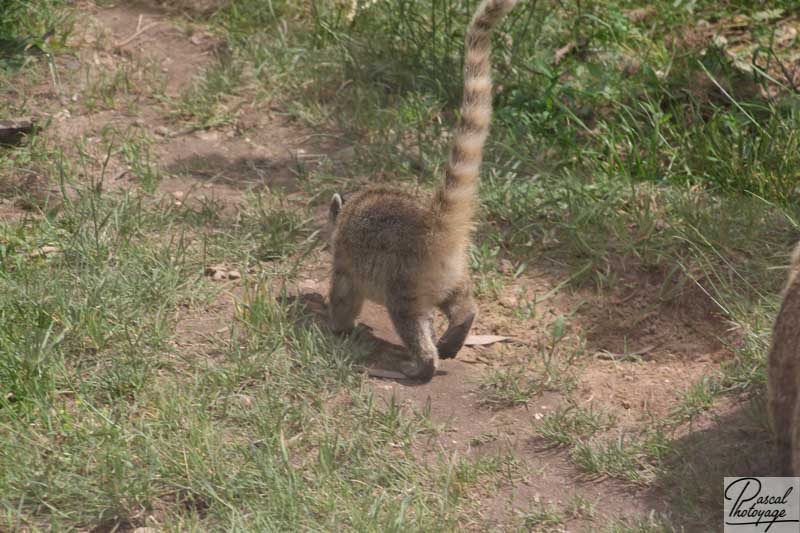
[768,241,800,474]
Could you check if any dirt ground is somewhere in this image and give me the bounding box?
[4,2,770,530]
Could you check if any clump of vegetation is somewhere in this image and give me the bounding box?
[0,0,73,71]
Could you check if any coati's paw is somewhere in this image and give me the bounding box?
[400,358,436,382]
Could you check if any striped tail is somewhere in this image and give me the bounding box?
[431,0,517,242]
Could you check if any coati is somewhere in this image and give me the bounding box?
[327,0,518,381]
[768,241,800,475]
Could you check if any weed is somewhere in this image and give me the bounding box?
[479,315,582,408]
[535,402,616,447]
[517,503,566,531]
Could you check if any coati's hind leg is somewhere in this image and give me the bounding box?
[329,269,364,333]
[387,296,438,382]
[436,281,477,360]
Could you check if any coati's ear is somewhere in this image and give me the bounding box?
[329,193,344,222]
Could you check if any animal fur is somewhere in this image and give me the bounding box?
[768,241,800,475]
[327,0,518,380]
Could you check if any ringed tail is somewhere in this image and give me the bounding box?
[431,0,518,240]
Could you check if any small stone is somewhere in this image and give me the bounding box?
[298,279,320,292]
[154,126,169,137]
[205,264,224,276]
[497,259,514,274]
[499,295,518,308]
[227,270,241,280]
[212,271,227,281]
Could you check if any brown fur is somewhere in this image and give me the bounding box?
[768,241,800,475]
[327,0,517,380]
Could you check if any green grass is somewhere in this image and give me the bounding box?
[535,402,616,448]
[0,0,73,74]
[0,153,493,530]
[478,315,582,408]
[1,0,799,530]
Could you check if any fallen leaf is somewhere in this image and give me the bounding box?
[298,279,320,292]
[554,41,576,65]
[27,245,60,259]
[366,368,407,380]
[464,334,511,346]
[38,245,59,255]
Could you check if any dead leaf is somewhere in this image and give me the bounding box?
[593,350,645,362]
[238,394,254,409]
[554,41,575,65]
[27,245,60,259]
[366,368,407,380]
[464,334,511,346]
[39,245,59,255]
[298,279,321,292]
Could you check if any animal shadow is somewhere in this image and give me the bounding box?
[643,398,782,530]
[283,291,447,383]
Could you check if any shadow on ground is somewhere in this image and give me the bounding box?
[646,400,779,531]
[285,292,450,383]
[166,152,306,191]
